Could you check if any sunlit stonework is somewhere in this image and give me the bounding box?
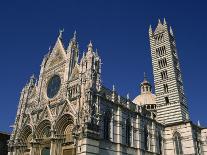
[8,20,207,155]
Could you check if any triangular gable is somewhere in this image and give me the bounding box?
[39,105,53,121]
[46,37,67,69]
[58,100,77,118]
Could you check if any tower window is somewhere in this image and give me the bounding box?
[165,96,169,104]
[161,70,168,80]
[163,84,169,93]
[156,46,166,57]
[154,34,164,44]
[158,58,167,69]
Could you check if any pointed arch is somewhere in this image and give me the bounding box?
[173,131,183,155]
[35,119,51,139]
[55,114,74,143]
[55,114,74,135]
[19,125,32,145]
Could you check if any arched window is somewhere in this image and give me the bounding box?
[103,111,111,140]
[174,132,183,155]
[126,118,131,146]
[144,125,148,150]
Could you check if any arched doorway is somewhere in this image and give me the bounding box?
[41,147,50,155]
[19,125,32,154]
[55,114,76,155]
[36,120,51,155]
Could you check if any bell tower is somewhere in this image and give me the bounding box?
[149,19,189,124]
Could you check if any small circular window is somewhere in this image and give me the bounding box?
[47,75,61,98]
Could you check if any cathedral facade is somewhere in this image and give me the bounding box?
[8,20,207,155]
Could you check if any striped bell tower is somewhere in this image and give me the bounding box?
[149,19,189,125]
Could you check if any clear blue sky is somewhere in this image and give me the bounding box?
[0,0,207,133]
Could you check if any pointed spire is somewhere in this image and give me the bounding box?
[163,18,167,25]
[112,84,115,92]
[58,29,64,39]
[48,46,51,52]
[170,26,174,36]
[95,49,99,56]
[73,30,77,39]
[71,30,77,42]
[197,120,201,126]
[158,18,162,24]
[149,25,153,35]
[127,93,130,100]
[29,74,35,86]
[88,40,93,47]
[87,40,93,53]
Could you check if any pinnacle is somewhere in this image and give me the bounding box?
[163,18,167,25]
[112,84,115,92]
[170,26,174,36]
[158,18,161,24]
[73,30,77,40]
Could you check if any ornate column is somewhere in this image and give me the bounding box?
[50,139,56,155]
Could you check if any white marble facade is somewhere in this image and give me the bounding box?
[8,20,207,155]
